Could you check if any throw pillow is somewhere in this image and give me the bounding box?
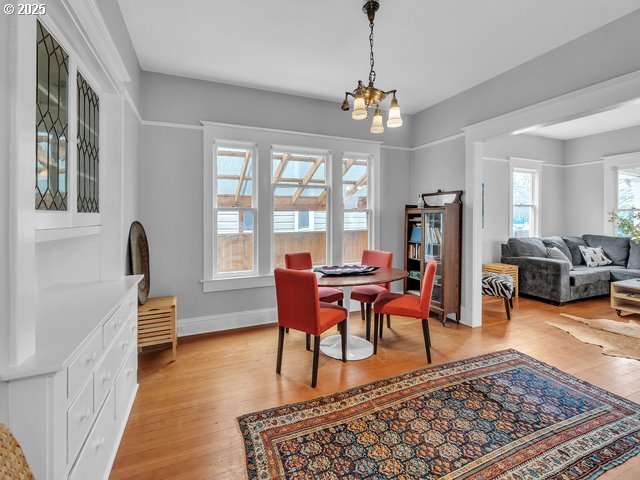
[578,245,612,267]
[546,247,573,270]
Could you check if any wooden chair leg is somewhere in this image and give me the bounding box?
[285,327,289,334]
[373,313,379,354]
[340,321,347,362]
[421,319,432,363]
[387,314,391,329]
[504,298,511,320]
[360,302,365,320]
[276,326,285,374]
[365,303,372,341]
[306,333,311,351]
[311,336,320,388]
[338,299,343,307]
[509,297,513,309]
[379,312,384,338]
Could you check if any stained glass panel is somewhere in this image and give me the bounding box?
[77,72,100,213]
[36,21,69,211]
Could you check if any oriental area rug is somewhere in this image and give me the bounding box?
[237,350,640,479]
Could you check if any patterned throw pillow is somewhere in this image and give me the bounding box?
[578,245,612,267]
[546,247,573,270]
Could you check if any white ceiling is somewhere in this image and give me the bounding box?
[526,100,640,140]
[118,0,640,114]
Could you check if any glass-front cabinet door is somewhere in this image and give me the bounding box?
[423,211,444,305]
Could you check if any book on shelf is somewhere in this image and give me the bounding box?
[409,225,422,243]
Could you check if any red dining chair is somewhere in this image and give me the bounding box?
[373,260,437,363]
[284,252,344,306]
[351,249,393,341]
[274,268,347,387]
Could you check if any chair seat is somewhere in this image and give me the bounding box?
[374,292,422,318]
[352,284,388,303]
[318,286,344,303]
[481,272,514,299]
[317,302,348,335]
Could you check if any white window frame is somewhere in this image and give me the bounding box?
[342,153,373,264]
[201,122,380,292]
[508,157,542,238]
[271,145,331,271]
[604,151,640,235]
[34,16,104,231]
[211,140,258,279]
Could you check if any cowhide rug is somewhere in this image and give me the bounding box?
[546,314,640,360]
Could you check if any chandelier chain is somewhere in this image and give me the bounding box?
[368,20,376,85]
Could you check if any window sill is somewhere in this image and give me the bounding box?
[35,225,102,243]
[202,274,274,292]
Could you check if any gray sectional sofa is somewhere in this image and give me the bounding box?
[500,234,640,305]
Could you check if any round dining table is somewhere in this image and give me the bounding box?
[314,267,408,361]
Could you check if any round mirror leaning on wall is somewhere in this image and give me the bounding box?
[129,221,150,305]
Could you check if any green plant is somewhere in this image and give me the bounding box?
[610,211,640,244]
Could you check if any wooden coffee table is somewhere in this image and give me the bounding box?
[610,279,640,316]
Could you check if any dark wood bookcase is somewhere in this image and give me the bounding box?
[404,190,462,325]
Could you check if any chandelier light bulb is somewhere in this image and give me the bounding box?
[352,93,367,120]
[370,106,384,134]
[387,96,403,128]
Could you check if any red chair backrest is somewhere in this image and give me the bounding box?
[274,268,322,335]
[362,249,393,291]
[420,260,437,318]
[284,252,313,270]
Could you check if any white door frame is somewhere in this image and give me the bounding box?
[462,69,640,327]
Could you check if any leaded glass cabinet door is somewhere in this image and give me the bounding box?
[423,210,444,306]
[36,21,69,211]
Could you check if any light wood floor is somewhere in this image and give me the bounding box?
[110,296,640,479]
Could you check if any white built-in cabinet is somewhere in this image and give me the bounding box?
[0,276,141,479]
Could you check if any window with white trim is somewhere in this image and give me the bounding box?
[511,168,539,238]
[614,165,640,234]
[271,149,329,268]
[342,155,371,263]
[213,142,257,277]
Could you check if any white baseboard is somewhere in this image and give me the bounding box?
[178,302,367,337]
[178,308,278,337]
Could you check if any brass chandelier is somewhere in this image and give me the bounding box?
[341,0,402,133]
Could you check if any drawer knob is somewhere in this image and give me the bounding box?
[126,368,134,377]
[94,437,105,450]
[85,352,97,365]
[102,373,112,383]
[79,408,92,422]
[121,341,129,350]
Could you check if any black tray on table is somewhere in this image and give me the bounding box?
[312,265,380,276]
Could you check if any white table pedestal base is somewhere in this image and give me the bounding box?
[319,285,374,361]
[320,333,374,361]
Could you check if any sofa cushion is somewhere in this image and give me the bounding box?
[562,236,588,266]
[506,237,546,258]
[582,234,629,267]
[569,266,615,287]
[542,236,572,262]
[610,268,640,282]
[545,247,573,269]
[627,241,640,269]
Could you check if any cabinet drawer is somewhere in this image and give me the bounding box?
[125,289,138,321]
[115,346,137,419]
[94,326,130,411]
[67,378,94,464]
[68,390,115,480]
[68,330,102,401]
[103,304,126,348]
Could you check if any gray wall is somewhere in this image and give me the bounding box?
[140,73,412,321]
[142,72,413,148]
[0,12,10,425]
[482,134,565,262]
[563,125,640,235]
[411,9,640,145]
